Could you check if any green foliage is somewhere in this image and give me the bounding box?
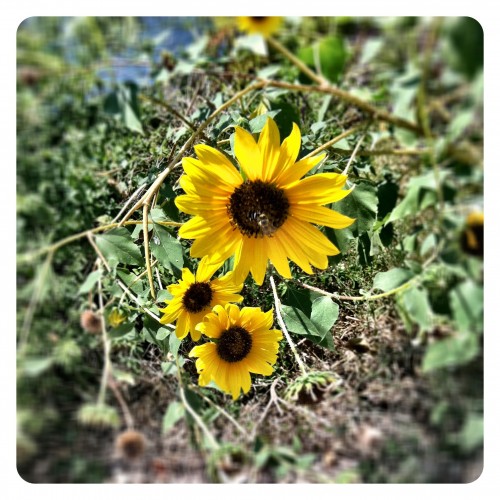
[16,16,483,483]
[150,223,184,277]
[95,227,143,267]
[298,35,348,83]
[104,82,144,135]
[372,268,414,292]
[162,401,186,434]
[281,296,339,350]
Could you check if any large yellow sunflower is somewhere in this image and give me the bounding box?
[176,117,355,285]
[159,257,243,341]
[189,304,282,400]
[236,17,283,37]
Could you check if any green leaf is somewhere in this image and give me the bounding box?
[103,82,143,135]
[116,269,144,294]
[377,179,399,220]
[283,283,312,316]
[400,287,433,332]
[19,356,54,377]
[422,333,479,372]
[156,289,173,303]
[95,228,143,267]
[360,38,384,64]
[269,100,301,138]
[169,334,182,358]
[333,181,378,236]
[150,224,184,277]
[420,233,437,257]
[446,17,483,79]
[450,281,483,335]
[448,109,475,142]
[108,322,135,338]
[156,327,170,341]
[281,305,323,338]
[388,171,448,223]
[372,268,414,292]
[248,110,281,134]
[162,402,185,434]
[298,36,347,83]
[310,296,339,334]
[78,269,103,294]
[454,414,484,452]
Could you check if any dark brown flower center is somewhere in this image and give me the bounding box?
[227,180,290,238]
[182,282,213,313]
[250,17,267,23]
[217,326,253,363]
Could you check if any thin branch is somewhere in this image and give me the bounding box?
[18,251,54,354]
[303,124,367,159]
[267,37,327,86]
[296,277,418,302]
[97,268,112,407]
[143,203,156,299]
[261,79,423,135]
[18,219,182,264]
[188,385,246,436]
[108,375,135,430]
[269,274,308,376]
[176,357,219,450]
[343,131,367,175]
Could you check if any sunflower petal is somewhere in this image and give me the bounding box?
[286,173,349,205]
[277,153,326,186]
[192,144,243,185]
[234,126,262,180]
[257,117,281,181]
[291,204,356,229]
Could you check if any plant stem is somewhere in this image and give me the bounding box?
[267,36,328,86]
[188,385,246,436]
[343,130,367,176]
[303,124,367,159]
[261,79,423,135]
[108,375,135,430]
[97,267,112,407]
[175,357,219,450]
[269,274,308,376]
[18,251,54,354]
[297,277,418,302]
[18,219,182,264]
[143,202,156,299]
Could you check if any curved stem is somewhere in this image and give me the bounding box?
[18,250,54,354]
[267,36,327,86]
[143,203,156,299]
[260,79,423,135]
[303,124,367,159]
[297,277,418,302]
[269,274,308,376]
[175,356,219,450]
[17,220,182,264]
[97,267,112,407]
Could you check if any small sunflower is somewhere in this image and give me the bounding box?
[107,308,126,328]
[190,304,282,400]
[159,257,243,341]
[176,117,355,285]
[237,17,283,37]
[460,211,484,257]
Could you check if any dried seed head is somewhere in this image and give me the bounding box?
[80,310,102,334]
[115,430,146,460]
